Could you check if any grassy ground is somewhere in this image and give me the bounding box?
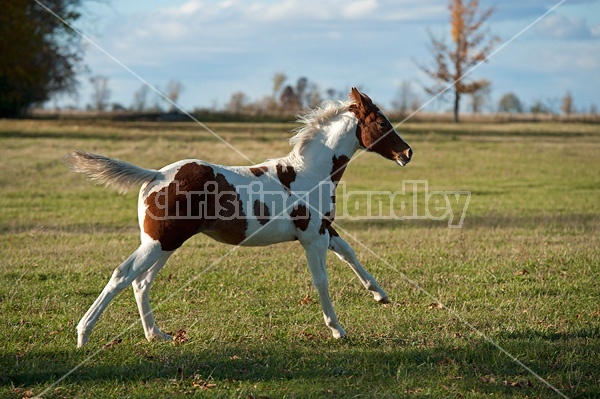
[0,119,598,398]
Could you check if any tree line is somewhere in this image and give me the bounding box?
[81,73,349,116]
[82,72,592,118]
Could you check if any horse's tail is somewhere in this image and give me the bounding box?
[65,150,159,194]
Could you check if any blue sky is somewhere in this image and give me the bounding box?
[53,0,600,113]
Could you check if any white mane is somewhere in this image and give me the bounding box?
[289,100,353,155]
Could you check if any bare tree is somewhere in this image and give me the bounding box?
[560,91,573,115]
[419,0,498,122]
[392,80,413,115]
[410,94,422,113]
[272,73,287,99]
[392,81,423,116]
[226,91,248,115]
[326,88,343,101]
[165,80,184,111]
[530,99,550,115]
[280,85,301,114]
[90,75,111,111]
[296,77,308,108]
[468,79,491,113]
[148,83,164,112]
[262,73,287,114]
[305,82,322,109]
[132,85,149,112]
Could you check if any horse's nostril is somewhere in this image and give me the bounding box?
[405,148,413,160]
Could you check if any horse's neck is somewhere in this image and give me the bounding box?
[288,115,358,181]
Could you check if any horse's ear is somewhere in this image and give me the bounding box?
[349,87,361,104]
[360,92,373,104]
[350,87,374,106]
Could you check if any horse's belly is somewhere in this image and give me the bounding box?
[238,219,297,246]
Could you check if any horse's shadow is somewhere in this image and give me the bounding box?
[2,332,595,396]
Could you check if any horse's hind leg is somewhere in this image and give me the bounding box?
[132,252,172,342]
[327,228,389,304]
[77,242,165,348]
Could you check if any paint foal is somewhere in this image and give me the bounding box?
[67,88,412,348]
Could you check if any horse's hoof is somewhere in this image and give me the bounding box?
[147,329,173,342]
[77,334,89,348]
[331,326,347,339]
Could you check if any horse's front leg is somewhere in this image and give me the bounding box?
[327,226,389,304]
[302,235,346,339]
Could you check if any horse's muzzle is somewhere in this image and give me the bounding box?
[395,147,413,167]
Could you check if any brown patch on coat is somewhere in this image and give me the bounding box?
[253,199,270,225]
[290,204,310,231]
[327,225,339,237]
[143,162,247,251]
[276,163,296,193]
[349,87,411,163]
[250,166,268,177]
[319,210,335,235]
[330,155,349,186]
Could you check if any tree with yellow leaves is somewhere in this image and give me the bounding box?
[420,0,498,122]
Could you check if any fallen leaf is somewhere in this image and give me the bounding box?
[395,300,408,307]
[303,332,317,340]
[502,380,523,388]
[300,294,314,305]
[173,329,188,344]
[514,269,529,276]
[192,379,216,390]
[481,376,496,384]
[103,338,122,349]
[428,302,444,309]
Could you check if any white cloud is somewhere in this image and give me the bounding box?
[535,14,595,40]
[155,0,445,24]
[178,0,203,16]
[344,0,379,19]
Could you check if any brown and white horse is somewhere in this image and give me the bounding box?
[67,88,412,347]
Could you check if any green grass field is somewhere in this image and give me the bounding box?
[0,119,598,398]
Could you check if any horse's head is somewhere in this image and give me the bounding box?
[349,87,412,167]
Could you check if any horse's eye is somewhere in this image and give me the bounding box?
[378,120,387,127]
